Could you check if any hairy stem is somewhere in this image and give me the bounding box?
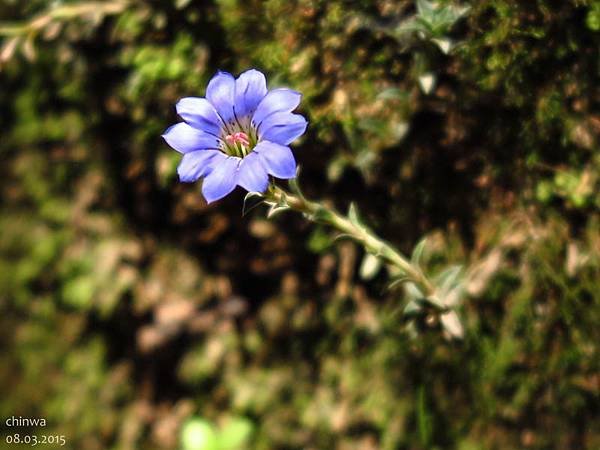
[264,185,436,299]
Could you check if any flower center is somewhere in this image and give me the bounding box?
[220,122,258,158]
[225,131,250,147]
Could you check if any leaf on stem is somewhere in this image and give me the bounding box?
[242,192,264,216]
[435,264,463,298]
[403,299,423,318]
[348,203,361,225]
[266,203,290,219]
[348,202,369,233]
[332,233,355,243]
[386,276,410,292]
[288,167,306,201]
[411,237,427,268]
[405,281,424,301]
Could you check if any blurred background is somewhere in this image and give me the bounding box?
[0,1,599,449]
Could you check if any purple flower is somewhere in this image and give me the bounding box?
[162,69,307,203]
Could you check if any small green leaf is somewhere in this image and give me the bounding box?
[435,265,462,297]
[348,202,360,225]
[411,238,427,268]
[424,294,445,309]
[288,170,306,200]
[404,281,424,301]
[332,233,355,243]
[442,284,463,307]
[403,299,423,318]
[275,190,288,207]
[386,276,410,292]
[347,203,369,232]
[242,192,264,216]
[267,203,289,219]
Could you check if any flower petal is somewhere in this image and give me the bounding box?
[254,141,296,179]
[251,88,302,128]
[206,71,236,124]
[259,112,307,145]
[237,152,269,193]
[177,150,224,183]
[176,97,222,136]
[201,155,241,203]
[162,123,221,154]
[234,69,267,118]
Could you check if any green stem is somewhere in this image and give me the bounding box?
[264,185,436,298]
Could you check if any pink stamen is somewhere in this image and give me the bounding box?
[225,131,250,147]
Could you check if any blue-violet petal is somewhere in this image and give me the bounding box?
[259,112,307,145]
[252,88,302,128]
[254,141,297,179]
[201,156,241,203]
[206,71,236,124]
[176,97,222,136]
[237,152,269,192]
[234,69,268,118]
[162,123,221,154]
[178,150,223,182]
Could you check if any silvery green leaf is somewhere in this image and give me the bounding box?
[424,294,445,309]
[419,72,436,94]
[403,299,423,318]
[411,238,427,268]
[288,167,306,200]
[360,253,382,280]
[242,192,264,216]
[443,284,463,308]
[267,203,290,219]
[404,281,423,301]
[275,191,288,207]
[440,311,464,339]
[386,276,410,292]
[435,265,462,297]
[405,319,420,339]
[348,203,364,229]
[332,233,354,243]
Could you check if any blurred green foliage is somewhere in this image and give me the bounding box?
[0,0,599,449]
